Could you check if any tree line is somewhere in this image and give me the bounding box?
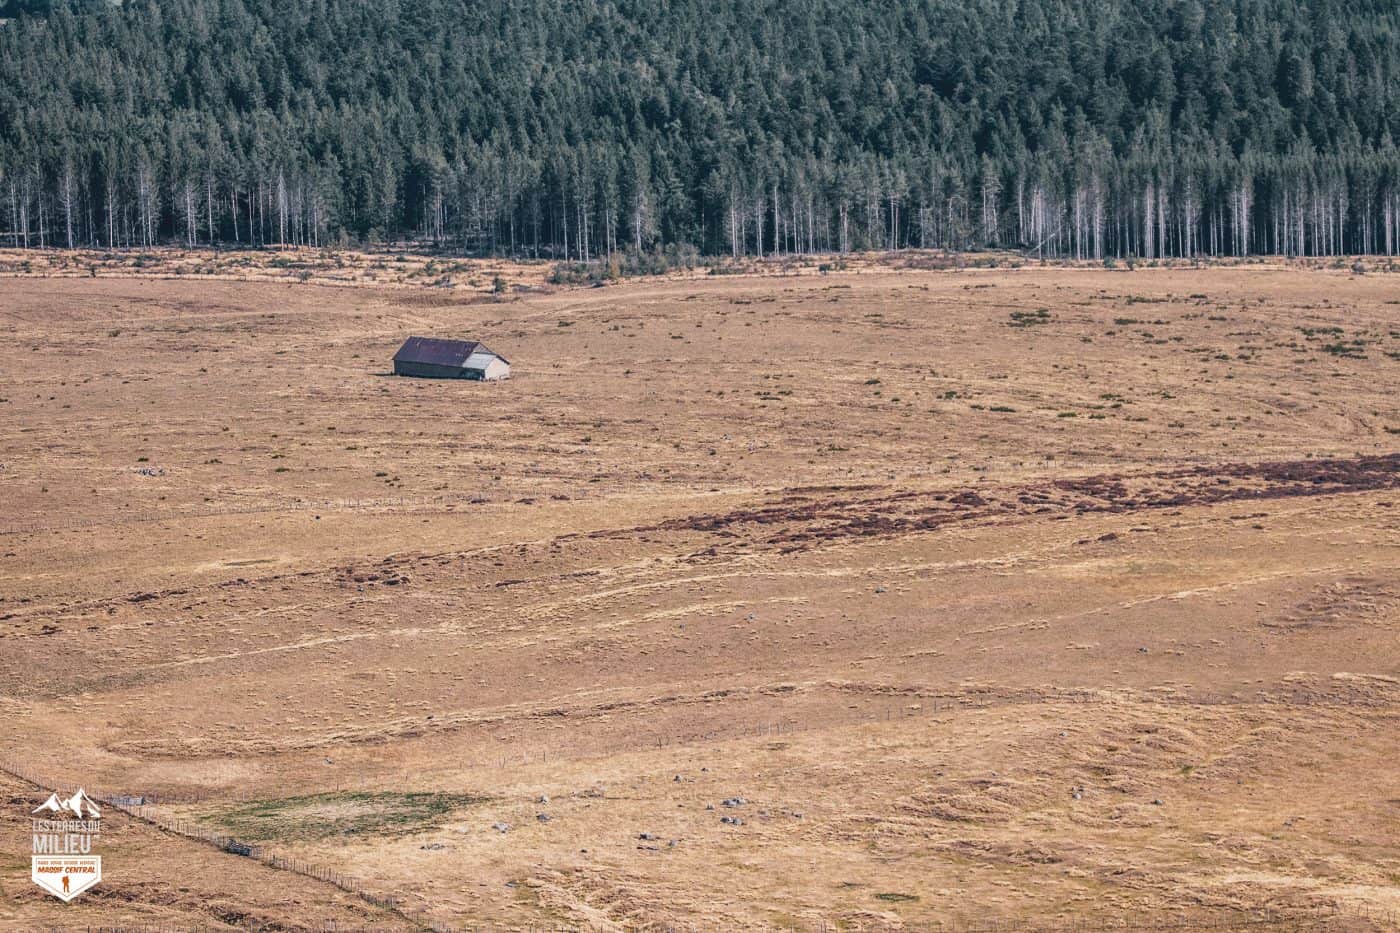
[3,0,1400,258]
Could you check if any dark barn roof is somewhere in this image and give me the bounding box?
[393,336,508,367]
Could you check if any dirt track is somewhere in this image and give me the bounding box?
[1,255,1398,929]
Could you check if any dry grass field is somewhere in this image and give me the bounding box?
[1,251,1398,930]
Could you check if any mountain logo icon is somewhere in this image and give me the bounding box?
[32,789,101,819]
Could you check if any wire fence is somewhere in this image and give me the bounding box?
[0,757,438,931]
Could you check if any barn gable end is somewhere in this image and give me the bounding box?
[393,337,510,380]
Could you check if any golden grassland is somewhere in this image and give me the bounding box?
[1,253,1398,929]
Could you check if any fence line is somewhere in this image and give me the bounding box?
[0,758,437,932]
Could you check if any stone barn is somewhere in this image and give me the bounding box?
[392,337,510,380]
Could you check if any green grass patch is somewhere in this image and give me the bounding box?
[204,791,490,842]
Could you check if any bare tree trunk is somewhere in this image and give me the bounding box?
[728,190,738,258]
[105,169,117,248]
[772,185,780,257]
[182,177,197,247]
[1385,193,1395,256]
[136,163,152,247]
[58,160,76,249]
[36,179,46,248]
[8,179,18,248]
[276,170,288,248]
[206,173,215,245]
[753,192,764,259]
[1143,184,1156,259]
[1156,183,1167,259]
[1019,177,1028,247]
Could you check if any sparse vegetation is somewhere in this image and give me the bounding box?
[1009,309,1051,327]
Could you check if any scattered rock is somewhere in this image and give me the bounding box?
[536,813,551,823]
[721,797,747,808]
[492,821,511,833]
